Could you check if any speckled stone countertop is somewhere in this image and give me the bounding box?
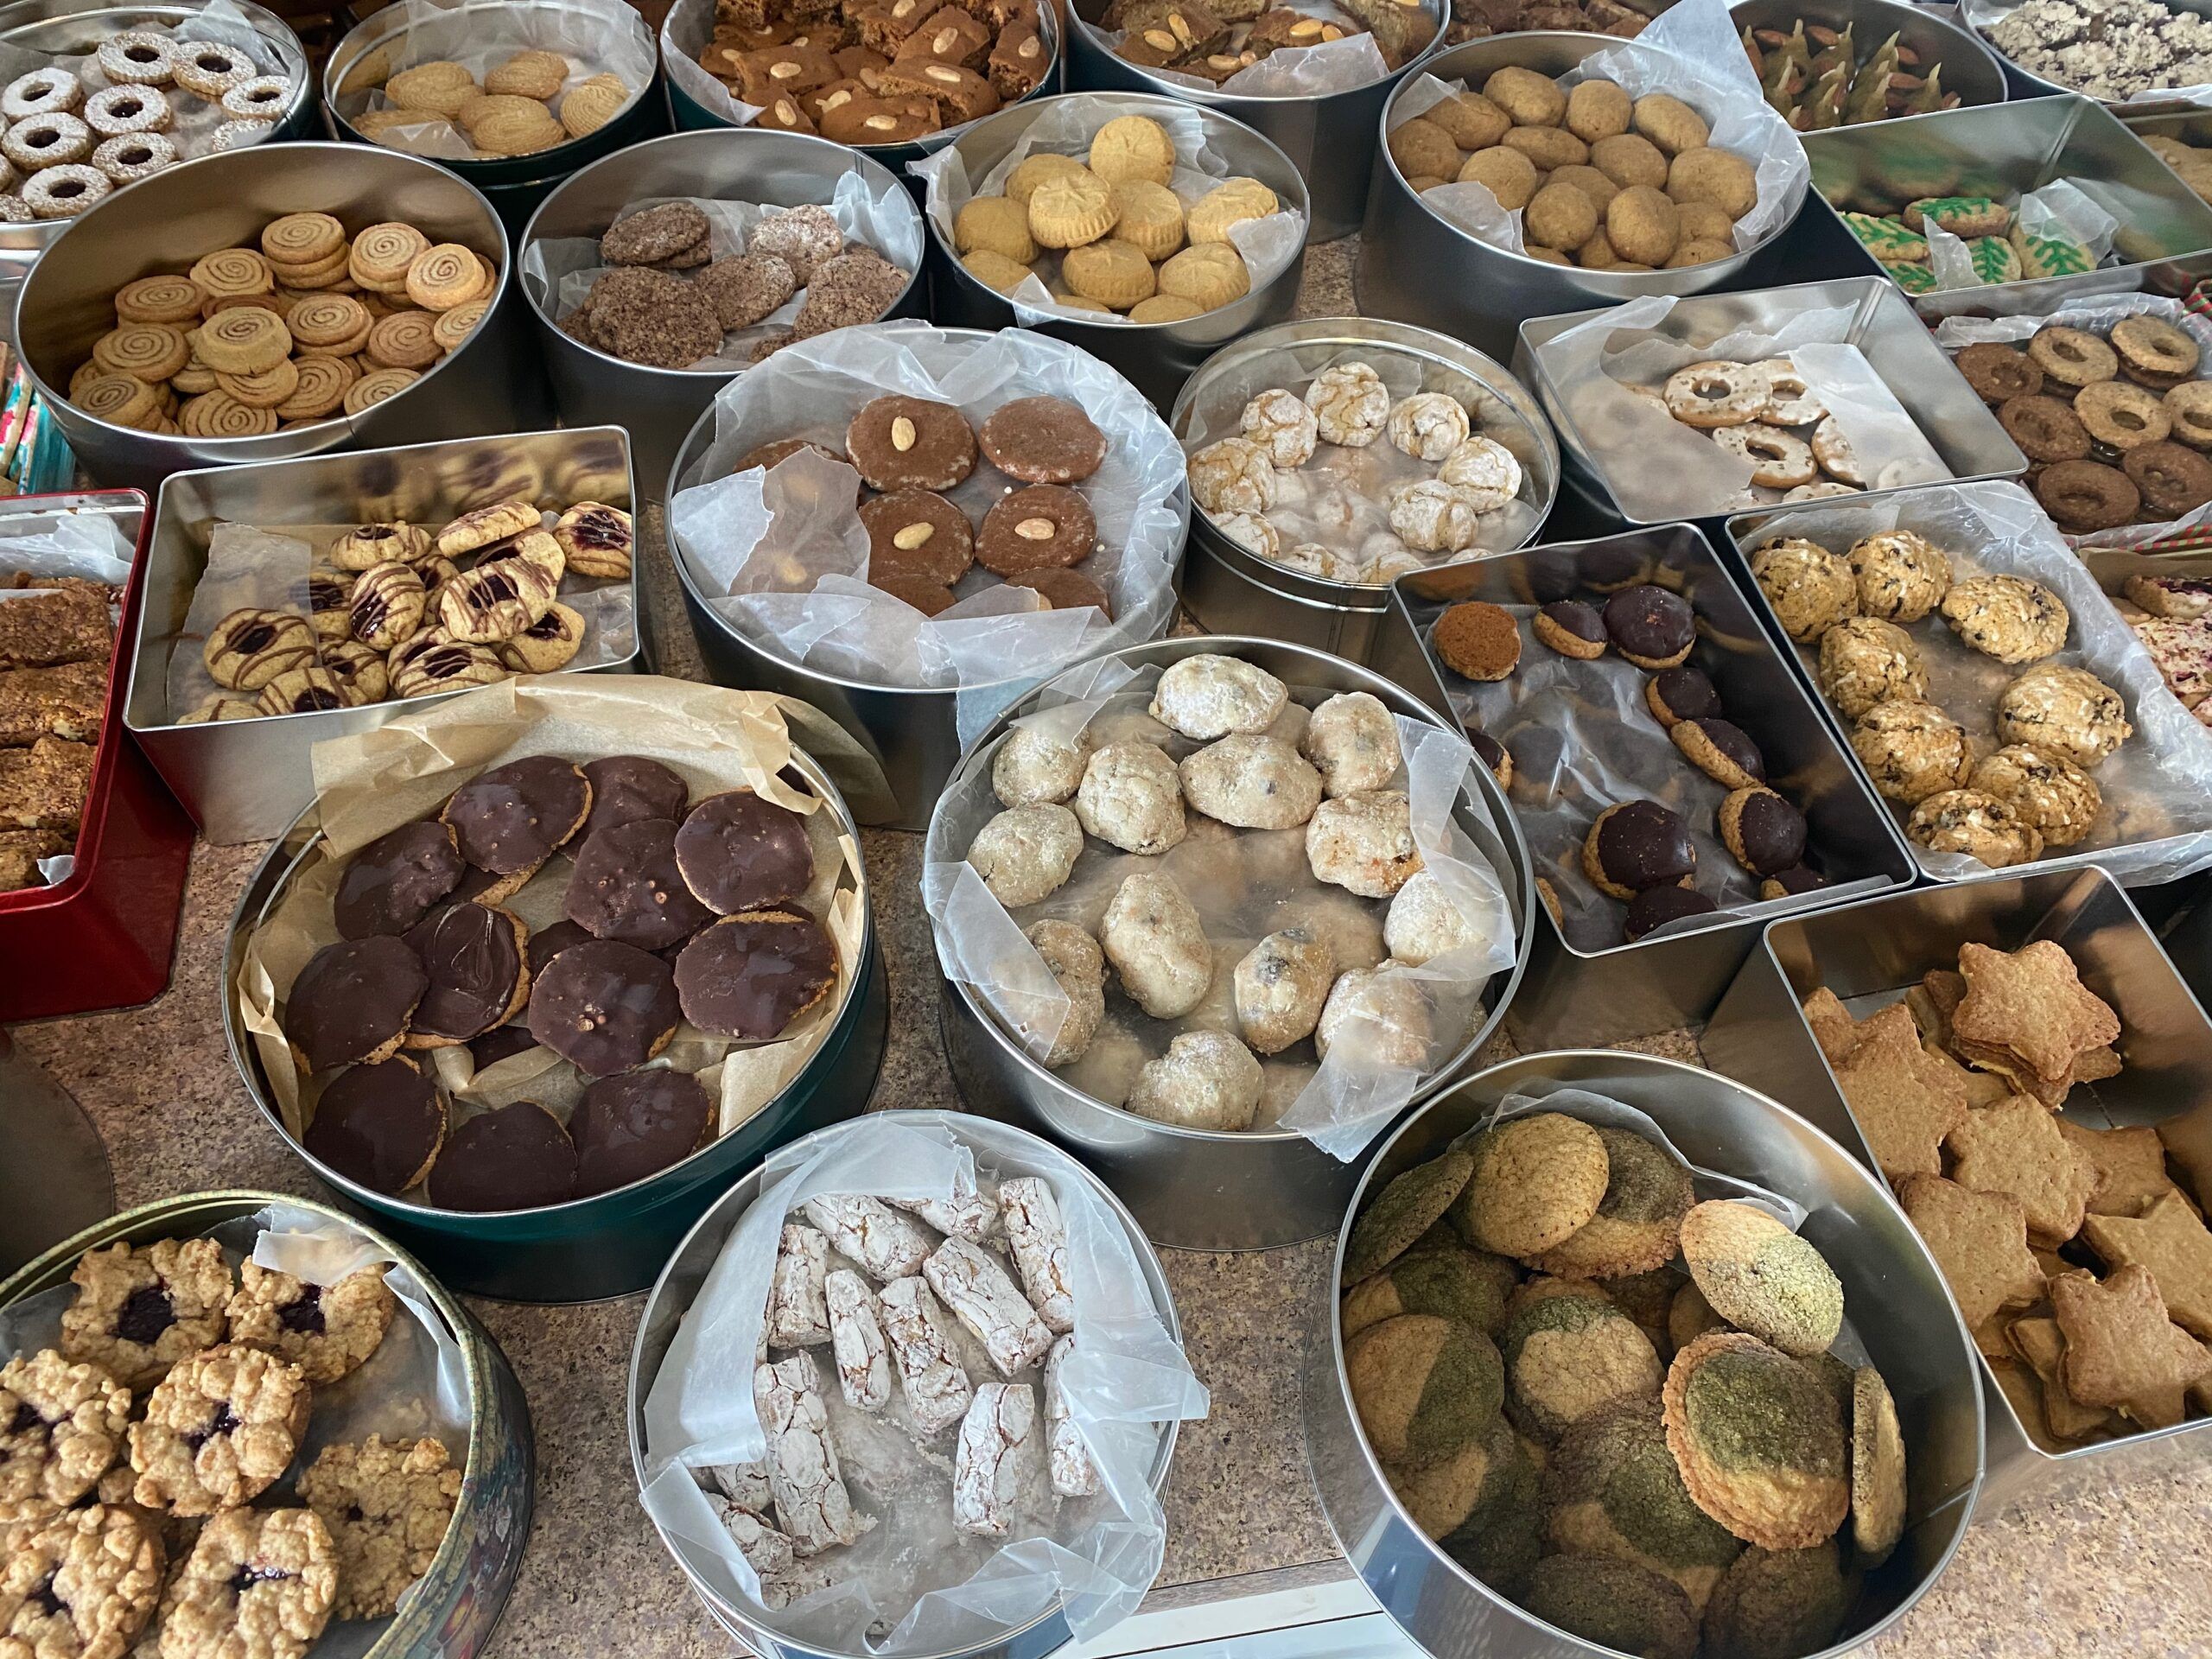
[12,238,2212,1658]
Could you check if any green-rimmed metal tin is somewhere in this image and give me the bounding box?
[0,1190,534,1659]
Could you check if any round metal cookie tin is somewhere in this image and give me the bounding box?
[1304,1048,1986,1659]
[933,632,1535,1252]
[1,1189,535,1659]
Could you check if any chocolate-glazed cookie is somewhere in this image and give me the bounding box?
[1760,865,1830,900]
[859,488,975,585]
[1718,785,1806,876]
[846,396,976,492]
[526,918,593,976]
[1644,666,1721,728]
[468,1024,539,1071]
[976,485,1097,575]
[404,904,530,1046]
[566,818,715,950]
[424,1102,578,1211]
[1672,715,1765,789]
[1580,800,1695,900]
[1624,884,1718,942]
[287,936,428,1072]
[527,938,681,1077]
[1602,583,1694,670]
[580,756,689,840]
[673,790,815,914]
[674,909,837,1039]
[1533,600,1606,659]
[1465,726,1513,789]
[978,396,1108,484]
[440,755,591,893]
[333,821,463,939]
[570,1067,715,1197]
[302,1058,445,1194]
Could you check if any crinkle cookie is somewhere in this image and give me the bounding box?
[1239,387,1318,467]
[1148,653,1287,739]
[0,1351,130,1523]
[60,1238,233,1391]
[1940,575,2069,664]
[1187,435,1276,515]
[222,1261,395,1386]
[296,1434,461,1619]
[1995,664,2132,767]
[1389,480,1484,554]
[1387,392,1471,462]
[1306,361,1389,447]
[1306,789,1421,898]
[127,1344,310,1516]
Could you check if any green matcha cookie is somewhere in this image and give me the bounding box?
[1388,1416,1541,1594]
[1544,1400,1744,1613]
[1679,1200,1844,1357]
[1345,1150,1475,1286]
[1503,1279,1663,1440]
[1600,1262,1689,1358]
[1525,1554,1699,1659]
[1662,1332,1849,1551]
[1343,1243,1520,1339]
[1345,1313,1503,1469]
[1535,1128,1695,1281]
[1452,1113,1611,1259]
[1702,1542,1853,1659]
[1850,1364,1906,1568]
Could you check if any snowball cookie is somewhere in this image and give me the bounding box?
[1027,918,1105,1067]
[1076,741,1186,855]
[1301,690,1402,798]
[1308,789,1423,898]
[1150,652,1290,739]
[1314,965,1433,1070]
[993,720,1092,806]
[967,803,1083,907]
[1101,870,1213,1019]
[1276,887,1388,973]
[1234,927,1337,1054]
[1125,1030,1263,1131]
[1383,869,1483,965]
[1179,733,1324,830]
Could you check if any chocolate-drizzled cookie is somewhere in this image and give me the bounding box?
[672,790,815,914]
[302,1058,446,1193]
[526,938,681,1076]
[334,821,464,939]
[674,909,836,1039]
[571,1067,715,1197]
[580,755,689,840]
[287,936,428,1072]
[425,1102,578,1211]
[404,904,530,1046]
[566,818,714,950]
[439,755,592,893]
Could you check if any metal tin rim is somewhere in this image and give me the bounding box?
[321,0,658,171]
[1374,32,1808,280]
[514,129,926,381]
[932,632,1537,1148]
[663,321,1193,700]
[1319,1047,1987,1659]
[15,141,512,450]
[1166,315,1564,600]
[623,1105,1185,1659]
[1726,0,2012,117]
[0,1188,511,1658]
[922,90,1313,333]
[219,738,874,1222]
[1063,0,1445,104]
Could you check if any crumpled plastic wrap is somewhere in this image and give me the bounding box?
[519,173,926,372]
[1921,178,2119,291]
[1083,0,1395,98]
[637,1112,1210,1656]
[920,655,1520,1162]
[333,0,655,161]
[1389,0,1808,256]
[911,94,1308,327]
[1934,293,2212,551]
[1748,479,2212,886]
[1176,339,1552,585]
[0,1201,473,1658]
[1533,293,1951,523]
[666,322,1185,743]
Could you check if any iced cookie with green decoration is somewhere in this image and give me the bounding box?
[1891,261,1937,294]
[1387,1416,1541,1593]
[1345,1313,1503,1468]
[1524,1554,1700,1659]
[1543,1400,1744,1612]
[1701,1542,1853,1659]
[1840,211,1925,264]
[1662,1332,1849,1550]
[1903,194,2007,236]
[1534,1127,1695,1281]
[2011,226,2094,278]
[1503,1279,1664,1440]
[1964,234,2022,284]
[1679,1200,1845,1357]
[1344,1243,1519,1338]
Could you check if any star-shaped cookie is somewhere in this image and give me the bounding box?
[1801,986,1858,1064]
[2081,1192,2212,1340]
[1834,1005,1969,1180]
[1898,1173,2046,1332]
[1947,1096,2097,1246]
[2057,1120,2177,1217]
[1952,941,2121,1090]
[2005,1314,2119,1441]
[2053,1263,2212,1430]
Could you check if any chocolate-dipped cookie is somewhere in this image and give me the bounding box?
[673,790,816,914]
[287,936,429,1072]
[302,1057,445,1193]
[425,1102,579,1211]
[527,918,593,976]
[334,821,463,939]
[1580,800,1695,900]
[1577,543,1649,593]
[527,938,681,1076]
[580,755,690,840]
[570,1067,715,1198]
[404,904,530,1046]
[440,754,592,896]
[1533,600,1606,659]
[1603,584,1695,670]
[1465,726,1513,789]
[1718,785,1807,877]
[673,909,836,1039]
[1644,666,1721,728]
[1760,865,1831,900]
[566,818,715,950]
[1624,884,1719,942]
[468,1024,539,1071]
[1672,715,1766,789]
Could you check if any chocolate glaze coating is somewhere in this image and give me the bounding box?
[407,904,528,1043]
[566,817,715,950]
[1624,885,1719,942]
[674,790,815,915]
[1762,865,1831,899]
[1731,789,1808,875]
[1678,715,1766,783]
[570,1067,715,1197]
[469,1024,539,1070]
[527,918,593,977]
[1647,666,1721,725]
[674,909,836,1039]
[527,938,681,1077]
[425,1101,578,1211]
[1595,800,1697,891]
[302,1058,444,1193]
[334,821,463,939]
[581,755,690,840]
[288,935,427,1072]
[1603,584,1695,661]
[442,754,591,874]
[1540,600,1605,643]
[1576,543,1647,592]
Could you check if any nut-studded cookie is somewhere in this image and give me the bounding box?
[0,1351,130,1524]
[59,1238,233,1391]
[160,1507,337,1659]
[223,1261,395,1386]
[127,1344,310,1515]
[296,1434,461,1620]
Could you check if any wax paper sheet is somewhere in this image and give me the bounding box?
[1083,0,1397,98]
[332,0,654,161]
[232,676,872,1183]
[1745,479,2212,884]
[1389,0,1807,255]
[1175,339,1552,586]
[666,322,1184,742]
[1920,178,2120,291]
[910,93,1307,327]
[0,1202,471,1655]
[921,656,1519,1161]
[638,1112,1209,1656]
[1533,294,1950,523]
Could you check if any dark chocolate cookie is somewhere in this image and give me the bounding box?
[287,935,428,1072]
[334,821,463,939]
[1580,800,1695,900]
[674,909,837,1039]
[441,755,591,885]
[1718,785,1807,876]
[527,938,682,1077]
[405,904,530,1046]
[566,818,715,950]
[468,1024,539,1071]
[425,1102,578,1212]
[1672,715,1765,789]
[302,1058,445,1194]
[1623,884,1718,942]
[1645,665,1721,728]
[580,756,690,841]
[1602,584,1694,670]
[1760,865,1831,900]
[1007,568,1113,616]
[570,1067,715,1197]
[673,790,816,914]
